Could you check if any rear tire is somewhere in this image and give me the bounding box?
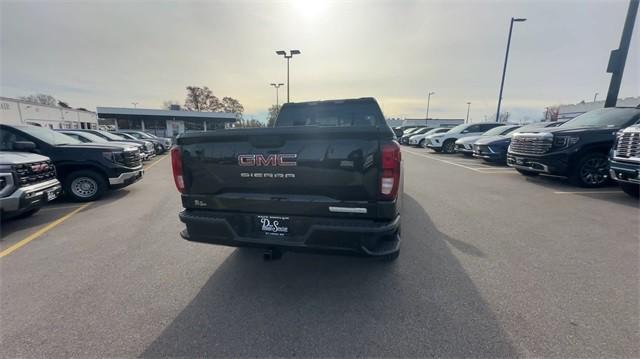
[64,170,107,202]
[569,153,610,188]
[516,169,539,177]
[442,139,456,154]
[619,182,639,198]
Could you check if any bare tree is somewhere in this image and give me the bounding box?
[266,104,281,127]
[498,112,511,123]
[221,96,244,118]
[184,86,223,112]
[19,93,57,106]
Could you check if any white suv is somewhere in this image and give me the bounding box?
[425,123,503,153]
[408,128,451,147]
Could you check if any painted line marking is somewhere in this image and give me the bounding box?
[145,155,167,170]
[553,190,623,195]
[403,149,483,172]
[0,203,91,258]
[39,205,84,212]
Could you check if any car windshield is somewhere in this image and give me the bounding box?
[559,108,639,129]
[424,128,449,136]
[445,124,469,134]
[17,126,81,145]
[482,125,520,136]
[412,128,430,135]
[95,131,128,140]
[67,131,108,143]
[132,132,154,139]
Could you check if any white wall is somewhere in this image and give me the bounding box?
[0,97,98,129]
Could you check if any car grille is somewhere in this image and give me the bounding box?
[13,160,57,187]
[614,131,640,159]
[123,149,142,167]
[509,136,552,155]
[474,144,489,154]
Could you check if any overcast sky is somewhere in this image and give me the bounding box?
[1,0,638,122]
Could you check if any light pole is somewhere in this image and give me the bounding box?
[270,83,284,108]
[466,102,471,123]
[275,50,301,103]
[426,91,435,120]
[593,92,599,102]
[495,17,526,122]
[131,102,138,108]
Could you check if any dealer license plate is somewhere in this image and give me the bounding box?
[46,189,58,202]
[256,215,290,237]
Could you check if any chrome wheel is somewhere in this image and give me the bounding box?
[579,156,608,186]
[71,177,98,198]
[443,141,455,154]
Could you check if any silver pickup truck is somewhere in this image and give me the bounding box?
[610,124,640,198]
[0,151,62,219]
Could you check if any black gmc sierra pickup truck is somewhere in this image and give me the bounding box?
[173,98,403,260]
[507,107,640,187]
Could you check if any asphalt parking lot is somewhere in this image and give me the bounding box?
[0,149,638,357]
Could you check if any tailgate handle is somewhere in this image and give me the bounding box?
[249,136,286,148]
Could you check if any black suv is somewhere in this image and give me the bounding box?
[507,108,640,187]
[0,125,144,201]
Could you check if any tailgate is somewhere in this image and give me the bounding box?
[178,127,388,218]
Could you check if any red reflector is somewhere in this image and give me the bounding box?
[170,146,184,192]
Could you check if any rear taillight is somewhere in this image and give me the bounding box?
[380,141,401,200]
[170,146,185,192]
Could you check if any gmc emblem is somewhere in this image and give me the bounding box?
[31,163,49,173]
[238,154,297,167]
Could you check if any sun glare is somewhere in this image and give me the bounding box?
[292,0,329,18]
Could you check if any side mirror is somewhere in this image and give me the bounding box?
[13,141,37,151]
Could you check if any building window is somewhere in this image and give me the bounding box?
[184,119,204,131]
[116,118,142,130]
[205,119,226,130]
[144,118,167,129]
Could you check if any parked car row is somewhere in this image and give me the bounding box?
[395,106,640,197]
[0,124,172,220]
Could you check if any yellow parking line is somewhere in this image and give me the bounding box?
[553,191,622,195]
[0,203,91,258]
[145,155,168,170]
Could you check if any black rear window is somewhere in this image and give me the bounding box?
[275,102,382,127]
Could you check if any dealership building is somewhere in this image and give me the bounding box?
[0,96,98,129]
[96,107,237,137]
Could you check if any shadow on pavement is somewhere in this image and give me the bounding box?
[141,195,516,357]
[0,188,131,243]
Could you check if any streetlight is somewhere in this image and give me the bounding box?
[466,102,471,123]
[495,17,526,122]
[270,83,284,108]
[426,91,435,121]
[131,102,138,108]
[275,49,301,103]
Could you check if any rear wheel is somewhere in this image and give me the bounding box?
[442,139,456,154]
[64,170,107,202]
[619,182,639,198]
[516,169,539,177]
[570,153,610,188]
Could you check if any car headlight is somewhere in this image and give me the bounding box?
[103,151,125,164]
[553,135,580,148]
